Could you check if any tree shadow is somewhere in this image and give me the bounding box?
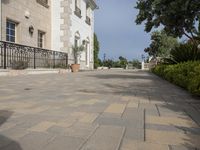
[0,110,22,150]
[88,70,200,148]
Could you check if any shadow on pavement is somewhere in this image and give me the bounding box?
[0,110,22,150]
[89,70,200,149]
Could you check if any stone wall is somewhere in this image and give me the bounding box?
[1,0,51,49]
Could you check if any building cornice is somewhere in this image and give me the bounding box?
[86,0,98,10]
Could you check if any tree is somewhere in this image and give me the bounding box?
[119,56,128,69]
[135,0,200,41]
[144,30,179,57]
[72,45,85,64]
[94,33,100,68]
[131,60,141,69]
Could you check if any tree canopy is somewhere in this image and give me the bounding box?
[144,30,179,57]
[135,0,200,40]
[94,33,100,69]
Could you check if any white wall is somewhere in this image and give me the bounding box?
[51,0,64,51]
[0,1,1,41]
[70,0,94,69]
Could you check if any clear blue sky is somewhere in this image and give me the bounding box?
[94,0,151,61]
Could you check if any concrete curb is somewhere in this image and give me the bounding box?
[0,69,71,76]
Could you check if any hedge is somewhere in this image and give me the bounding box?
[152,61,200,96]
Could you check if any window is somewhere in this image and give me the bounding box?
[74,0,81,18]
[6,20,17,43]
[36,0,49,8]
[85,4,91,25]
[38,31,45,48]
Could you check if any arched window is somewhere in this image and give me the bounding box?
[74,0,81,18]
[74,31,80,47]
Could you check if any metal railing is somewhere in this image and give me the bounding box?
[0,41,68,69]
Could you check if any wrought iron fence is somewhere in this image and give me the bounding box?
[0,41,68,69]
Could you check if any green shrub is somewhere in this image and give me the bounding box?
[168,43,200,64]
[152,61,200,96]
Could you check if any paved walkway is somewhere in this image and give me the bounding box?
[0,70,200,150]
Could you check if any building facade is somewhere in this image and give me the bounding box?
[0,0,97,69]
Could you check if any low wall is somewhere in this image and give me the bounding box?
[0,69,71,77]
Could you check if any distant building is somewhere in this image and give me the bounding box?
[0,0,98,69]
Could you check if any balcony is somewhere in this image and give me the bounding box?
[0,41,68,69]
[85,16,91,25]
[74,6,82,18]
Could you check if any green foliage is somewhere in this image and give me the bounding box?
[102,56,128,69]
[170,43,200,63]
[135,0,200,40]
[145,30,179,57]
[163,42,200,64]
[94,33,100,69]
[103,59,113,68]
[131,60,141,69]
[152,61,200,96]
[119,56,128,69]
[11,60,29,70]
[72,45,85,64]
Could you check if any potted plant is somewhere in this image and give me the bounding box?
[71,45,85,72]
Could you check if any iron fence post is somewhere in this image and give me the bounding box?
[66,54,68,68]
[53,51,55,68]
[34,49,36,69]
[3,42,6,69]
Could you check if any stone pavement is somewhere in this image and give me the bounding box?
[0,70,200,150]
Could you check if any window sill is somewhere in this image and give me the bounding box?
[36,0,49,8]
[74,11,82,18]
[85,20,91,26]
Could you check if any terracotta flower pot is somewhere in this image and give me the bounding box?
[71,64,80,73]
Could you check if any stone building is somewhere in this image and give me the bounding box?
[0,0,97,69]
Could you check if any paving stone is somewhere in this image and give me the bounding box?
[95,116,124,126]
[47,126,66,135]
[79,113,99,123]
[185,108,200,126]
[146,129,200,148]
[169,145,196,150]
[0,135,13,148]
[104,103,126,114]
[57,123,98,139]
[43,136,84,150]
[120,139,169,150]
[80,125,125,150]
[127,101,138,108]
[122,108,144,129]
[55,118,76,128]
[124,127,144,141]
[28,121,56,132]
[145,108,160,116]
[0,70,200,149]
[0,122,16,131]
[0,141,22,150]
[146,123,185,133]
[146,116,199,128]
[101,112,122,118]
[0,126,29,140]
[18,132,54,150]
